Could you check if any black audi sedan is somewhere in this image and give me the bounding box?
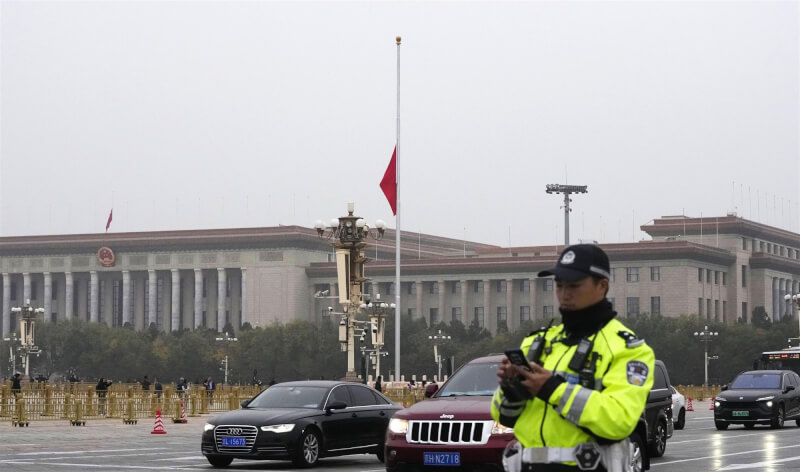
[714,370,800,430]
[201,380,402,468]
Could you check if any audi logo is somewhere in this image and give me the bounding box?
[227,427,243,435]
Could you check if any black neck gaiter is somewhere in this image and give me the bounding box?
[559,299,616,339]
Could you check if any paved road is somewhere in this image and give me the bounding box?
[1,401,799,471]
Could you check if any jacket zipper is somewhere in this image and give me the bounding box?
[539,344,572,447]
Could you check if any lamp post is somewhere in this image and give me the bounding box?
[545,184,588,245]
[693,325,718,386]
[428,329,451,382]
[2,332,20,379]
[784,294,800,345]
[214,331,238,385]
[360,293,394,380]
[315,202,386,380]
[9,300,44,378]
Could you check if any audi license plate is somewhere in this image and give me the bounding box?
[732,411,749,417]
[424,452,460,466]
[221,436,247,447]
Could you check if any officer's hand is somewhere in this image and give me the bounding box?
[496,357,514,384]
[516,363,553,397]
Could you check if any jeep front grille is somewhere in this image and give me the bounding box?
[407,420,492,445]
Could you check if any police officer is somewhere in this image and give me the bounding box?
[491,244,655,472]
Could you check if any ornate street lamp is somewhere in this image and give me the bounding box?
[315,202,386,380]
[694,325,718,386]
[784,294,800,346]
[215,331,238,385]
[360,293,394,380]
[428,329,451,382]
[10,299,44,378]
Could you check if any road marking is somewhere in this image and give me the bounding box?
[148,456,208,462]
[13,448,170,456]
[716,454,800,470]
[668,427,800,444]
[0,451,202,462]
[651,444,799,467]
[0,462,200,470]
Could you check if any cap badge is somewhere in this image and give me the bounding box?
[560,251,576,265]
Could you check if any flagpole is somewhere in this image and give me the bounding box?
[394,35,402,382]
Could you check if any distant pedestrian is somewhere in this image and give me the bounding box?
[154,377,163,398]
[374,375,383,393]
[141,375,151,391]
[96,378,112,414]
[11,373,22,395]
[204,377,215,406]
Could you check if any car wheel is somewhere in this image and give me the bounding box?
[771,405,784,429]
[744,423,755,429]
[206,455,233,468]
[715,421,729,430]
[648,420,667,458]
[674,408,686,430]
[293,428,321,467]
[628,432,646,472]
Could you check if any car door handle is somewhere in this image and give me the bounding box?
[379,411,386,416]
[352,413,358,418]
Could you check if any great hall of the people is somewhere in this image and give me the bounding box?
[1,214,798,337]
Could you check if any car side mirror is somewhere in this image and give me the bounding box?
[720,384,728,391]
[424,383,439,398]
[785,385,795,393]
[240,399,250,408]
[325,401,347,414]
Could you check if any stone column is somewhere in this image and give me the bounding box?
[2,273,9,336]
[217,268,227,331]
[772,278,779,322]
[43,272,52,321]
[483,279,491,332]
[415,281,423,319]
[194,269,203,329]
[171,269,180,331]
[506,278,514,331]
[437,280,446,325]
[460,280,468,324]
[529,278,537,320]
[241,268,247,327]
[148,270,157,328]
[23,272,31,303]
[122,270,131,326]
[65,272,73,320]
[89,271,99,322]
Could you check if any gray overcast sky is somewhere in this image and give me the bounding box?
[1,1,798,247]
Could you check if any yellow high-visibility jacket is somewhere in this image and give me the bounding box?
[491,317,654,451]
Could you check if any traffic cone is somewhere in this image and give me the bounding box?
[180,402,188,423]
[686,397,694,412]
[151,409,167,434]
[709,396,715,410]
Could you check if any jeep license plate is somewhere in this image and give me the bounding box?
[424,452,460,466]
[221,436,247,447]
[732,411,749,417]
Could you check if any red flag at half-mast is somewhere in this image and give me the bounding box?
[380,147,397,215]
[105,209,113,232]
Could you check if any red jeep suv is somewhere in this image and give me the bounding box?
[384,355,514,471]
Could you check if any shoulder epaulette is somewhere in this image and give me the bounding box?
[528,319,556,337]
[617,330,644,348]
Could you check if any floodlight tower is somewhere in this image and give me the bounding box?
[545,184,588,245]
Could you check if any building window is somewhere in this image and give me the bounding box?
[10,281,16,300]
[722,273,727,285]
[626,268,640,283]
[520,279,530,293]
[714,300,719,321]
[741,265,747,287]
[742,302,748,322]
[407,308,416,317]
[52,280,58,300]
[202,276,207,297]
[626,297,640,316]
[451,282,461,294]
[31,281,38,300]
[543,305,554,317]
[520,306,531,322]
[698,268,703,282]
[650,267,660,282]
[451,307,462,323]
[698,298,704,316]
[714,271,719,285]
[706,270,711,284]
[497,306,507,329]
[407,283,416,295]
[429,308,439,326]
[474,281,484,293]
[429,282,438,295]
[226,277,231,297]
[760,241,765,251]
[742,237,748,250]
[651,297,661,315]
[473,307,484,328]
[609,268,615,282]
[497,280,507,293]
[723,301,727,321]
[543,279,554,292]
[706,299,711,320]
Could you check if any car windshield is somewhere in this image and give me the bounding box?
[730,373,781,389]
[438,362,500,397]
[246,385,329,409]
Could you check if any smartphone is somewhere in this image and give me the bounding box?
[504,348,532,371]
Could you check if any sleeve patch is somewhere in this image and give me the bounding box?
[626,361,649,386]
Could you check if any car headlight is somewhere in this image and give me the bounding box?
[491,421,514,435]
[260,424,296,433]
[756,396,775,402]
[714,401,720,408]
[388,418,408,434]
[766,401,773,408]
[204,423,215,432]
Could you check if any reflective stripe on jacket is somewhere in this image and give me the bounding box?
[491,317,655,450]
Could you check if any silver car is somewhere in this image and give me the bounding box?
[671,386,686,430]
